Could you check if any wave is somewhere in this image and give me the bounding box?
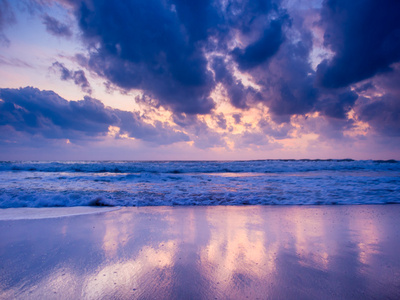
[0,160,399,208]
[0,159,399,174]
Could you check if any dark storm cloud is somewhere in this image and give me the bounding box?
[232,19,286,71]
[52,61,92,94]
[0,87,112,139]
[213,1,289,110]
[357,95,400,137]
[355,67,400,137]
[225,0,275,34]
[0,87,189,144]
[211,56,261,109]
[58,0,315,121]
[311,0,400,140]
[255,25,319,122]
[316,0,400,88]
[59,0,290,115]
[355,82,374,94]
[64,0,216,114]
[231,0,400,126]
[42,14,72,37]
[13,0,399,143]
[171,0,222,43]
[317,89,358,119]
[234,8,361,126]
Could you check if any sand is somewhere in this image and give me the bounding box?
[0,205,399,299]
[0,207,120,221]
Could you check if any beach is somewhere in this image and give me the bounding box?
[1,205,399,299]
[2,0,400,298]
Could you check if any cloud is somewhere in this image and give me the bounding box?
[232,19,286,71]
[357,95,400,137]
[213,113,227,130]
[0,87,189,145]
[116,110,189,145]
[235,131,270,147]
[316,89,358,119]
[59,0,311,122]
[232,113,242,124]
[42,14,72,37]
[0,87,111,140]
[354,67,400,137]
[258,118,293,140]
[64,0,217,114]
[316,0,400,88]
[293,113,355,141]
[222,1,400,130]
[0,0,16,46]
[211,56,261,109]
[0,55,32,68]
[172,113,226,149]
[171,0,222,43]
[59,0,291,115]
[52,61,92,94]
[212,1,290,110]
[250,17,319,123]
[6,0,400,150]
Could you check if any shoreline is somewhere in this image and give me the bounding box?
[1,205,399,299]
[0,206,120,221]
[1,203,400,221]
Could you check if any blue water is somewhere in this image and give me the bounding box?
[0,160,399,207]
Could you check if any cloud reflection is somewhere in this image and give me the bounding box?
[0,206,399,299]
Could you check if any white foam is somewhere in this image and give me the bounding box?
[0,206,120,220]
[0,160,399,207]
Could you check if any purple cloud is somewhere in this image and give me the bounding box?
[4,0,400,150]
[0,87,189,145]
[42,14,72,37]
[52,61,92,94]
[316,0,400,88]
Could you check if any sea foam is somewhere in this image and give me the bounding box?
[0,160,399,207]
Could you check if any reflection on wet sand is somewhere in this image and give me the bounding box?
[201,207,278,299]
[0,206,399,299]
[102,211,134,258]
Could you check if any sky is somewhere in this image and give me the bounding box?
[0,0,399,160]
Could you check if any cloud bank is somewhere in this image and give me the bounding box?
[57,0,398,132]
[1,0,400,158]
[0,87,189,145]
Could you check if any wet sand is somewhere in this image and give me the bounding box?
[0,205,399,299]
[0,207,120,221]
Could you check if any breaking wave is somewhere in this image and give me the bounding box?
[0,160,399,207]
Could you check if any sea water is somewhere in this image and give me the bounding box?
[0,160,399,207]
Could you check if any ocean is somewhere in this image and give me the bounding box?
[0,160,399,207]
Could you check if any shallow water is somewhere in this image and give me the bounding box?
[0,206,399,299]
[0,160,399,207]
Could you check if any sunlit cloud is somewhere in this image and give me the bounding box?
[0,0,399,159]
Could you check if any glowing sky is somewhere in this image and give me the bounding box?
[0,0,399,160]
